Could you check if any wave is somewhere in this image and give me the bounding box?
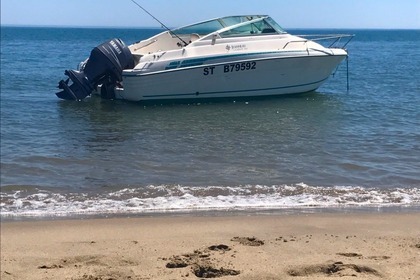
[1,183,419,218]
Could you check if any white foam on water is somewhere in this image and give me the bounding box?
[1,184,419,218]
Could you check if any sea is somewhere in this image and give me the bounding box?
[1,26,419,220]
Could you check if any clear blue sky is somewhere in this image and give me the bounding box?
[1,0,419,29]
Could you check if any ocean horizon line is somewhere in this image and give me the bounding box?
[1,23,419,31]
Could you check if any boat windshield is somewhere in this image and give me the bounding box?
[219,17,286,37]
[172,15,279,36]
[172,20,224,36]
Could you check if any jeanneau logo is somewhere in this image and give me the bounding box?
[226,44,247,51]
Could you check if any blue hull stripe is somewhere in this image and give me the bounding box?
[142,77,328,99]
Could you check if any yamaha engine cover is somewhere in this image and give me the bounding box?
[56,38,134,100]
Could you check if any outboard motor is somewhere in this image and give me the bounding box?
[56,38,135,100]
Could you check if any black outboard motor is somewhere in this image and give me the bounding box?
[56,38,135,100]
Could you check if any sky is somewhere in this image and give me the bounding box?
[1,0,419,29]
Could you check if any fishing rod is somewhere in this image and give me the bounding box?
[129,0,188,46]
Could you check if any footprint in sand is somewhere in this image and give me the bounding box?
[337,252,363,258]
[165,256,189,268]
[37,264,63,269]
[367,255,391,260]
[78,269,137,280]
[337,253,391,261]
[37,254,138,272]
[287,261,382,277]
[208,244,231,252]
[192,264,240,278]
[165,246,239,278]
[231,236,264,246]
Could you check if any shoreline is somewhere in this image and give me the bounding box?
[2,183,419,220]
[1,212,419,279]
[1,204,420,223]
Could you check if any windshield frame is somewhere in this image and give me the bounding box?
[171,15,285,37]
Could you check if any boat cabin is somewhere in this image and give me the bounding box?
[129,15,287,55]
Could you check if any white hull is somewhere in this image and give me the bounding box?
[118,51,346,101]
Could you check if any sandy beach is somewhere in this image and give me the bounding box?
[1,212,419,279]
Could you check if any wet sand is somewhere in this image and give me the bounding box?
[1,212,419,279]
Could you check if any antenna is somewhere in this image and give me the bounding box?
[129,0,188,46]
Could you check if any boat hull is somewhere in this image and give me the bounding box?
[117,52,347,102]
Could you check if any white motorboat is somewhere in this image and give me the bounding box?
[57,15,353,102]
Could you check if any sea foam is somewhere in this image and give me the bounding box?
[1,184,419,218]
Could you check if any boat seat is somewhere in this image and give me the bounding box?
[190,33,200,43]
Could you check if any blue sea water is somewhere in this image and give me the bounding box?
[1,26,419,219]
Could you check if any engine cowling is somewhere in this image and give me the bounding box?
[56,38,134,100]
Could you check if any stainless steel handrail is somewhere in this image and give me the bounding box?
[297,34,355,49]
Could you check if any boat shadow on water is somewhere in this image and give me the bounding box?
[55,88,342,118]
[83,88,339,107]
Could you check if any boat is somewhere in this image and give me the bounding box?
[56,15,353,102]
